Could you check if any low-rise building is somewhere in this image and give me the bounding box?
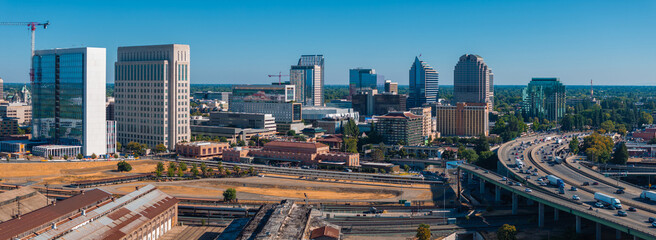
[208,112,276,131]
[0,118,18,137]
[302,106,359,124]
[223,141,359,167]
[32,145,82,157]
[0,103,31,126]
[191,125,276,143]
[633,126,656,141]
[32,185,178,240]
[176,141,230,159]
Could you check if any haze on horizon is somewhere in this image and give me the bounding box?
[0,0,654,86]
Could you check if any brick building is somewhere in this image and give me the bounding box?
[176,141,230,159]
[223,141,359,167]
[374,112,423,146]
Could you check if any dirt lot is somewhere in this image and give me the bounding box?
[0,160,159,185]
[102,176,432,202]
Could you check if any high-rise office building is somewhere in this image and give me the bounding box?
[522,78,566,121]
[384,80,398,94]
[290,55,324,106]
[349,68,378,99]
[114,44,191,150]
[453,54,494,109]
[408,57,439,108]
[410,106,433,139]
[32,47,107,155]
[434,102,489,136]
[0,77,4,101]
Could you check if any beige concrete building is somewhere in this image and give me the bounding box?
[434,102,489,136]
[115,44,191,150]
[410,106,433,139]
[0,103,31,126]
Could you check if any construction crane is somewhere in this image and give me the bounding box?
[0,21,50,56]
[0,21,50,83]
[267,72,289,85]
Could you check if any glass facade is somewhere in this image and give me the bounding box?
[33,52,85,146]
[522,78,566,121]
[230,85,294,103]
[349,68,378,98]
[408,57,439,108]
[290,55,324,106]
[453,54,493,108]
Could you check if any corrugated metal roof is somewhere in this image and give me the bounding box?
[38,185,178,240]
[0,188,112,240]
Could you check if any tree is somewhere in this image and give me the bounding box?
[63,155,68,160]
[154,144,167,153]
[343,118,359,137]
[569,137,580,155]
[287,130,296,136]
[600,120,615,133]
[397,140,406,146]
[442,150,456,160]
[611,142,629,165]
[403,164,410,172]
[91,153,97,159]
[155,162,165,177]
[416,223,431,240]
[219,137,228,142]
[77,153,84,160]
[48,154,53,160]
[345,137,358,153]
[639,111,654,125]
[474,135,490,153]
[178,163,187,172]
[582,133,614,163]
[459,148,479,163]
[372,148,385,161]
[223,188,237,202]
[200,163,207,177]
[191,163,199,177]
[497,224,517,240]
[117,161,132,172]
[167,165,176,177]
[649,138,656,145]
[116,142,122,151]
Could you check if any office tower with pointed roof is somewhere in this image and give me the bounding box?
[408,57,439,108]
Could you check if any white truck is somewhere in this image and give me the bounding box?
[594,192,622,209]
[546,175,565,188]
[640,191,656,201]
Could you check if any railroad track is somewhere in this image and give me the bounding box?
[176,158,442,185]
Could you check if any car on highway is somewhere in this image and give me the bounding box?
[652,222,656,228]
[516,183,522,187]
[592,182,599,185]
[582,182,590,186]
[570,186,578,191]
[649,217,656,223]
[532,172,538,176]
[594,202,604,208]
[558,188,565,194]
[539,182,548,186]
[616,189,625,194]
[618,210,627,217]
[572,195,580,200]
[609,205,617,210]
[628,207,637,212]
[525,188,532,193]
[502,177,507,181]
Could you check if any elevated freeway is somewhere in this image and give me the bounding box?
[493,133,656,240]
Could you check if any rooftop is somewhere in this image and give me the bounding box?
[264,141,329,150]
[375,111,421,119]
[310,226,340,239]
[0,189,112,239]
[0,187,49,222]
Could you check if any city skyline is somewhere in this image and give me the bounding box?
[0,1,654,86]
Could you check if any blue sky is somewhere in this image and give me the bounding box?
[1,0,655,85]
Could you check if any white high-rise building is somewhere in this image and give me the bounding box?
[114,44,191,150]
[32,47,107,155]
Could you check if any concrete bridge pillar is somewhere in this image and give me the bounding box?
[538,203,544,227]
[554,209,559,221]
[495,186,501,202]
[575,216,581,233]
[596,222,601,240]
[467,173,473,184]
[616,230,621,239]
[479,179,485,195]
[512,193,518,215]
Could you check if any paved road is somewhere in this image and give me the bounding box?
[497,133,656,238]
